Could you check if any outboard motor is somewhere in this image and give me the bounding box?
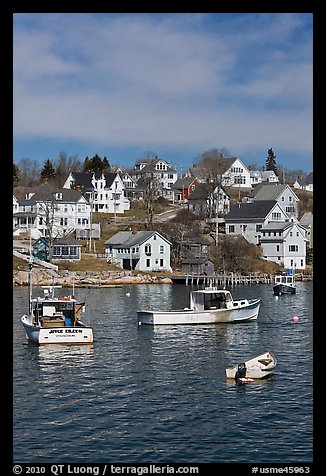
[235,362,247,382]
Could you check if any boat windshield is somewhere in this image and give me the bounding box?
[32,300,75,319]
[205,291,232,309]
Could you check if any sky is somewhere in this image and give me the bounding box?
[13,13,313,175]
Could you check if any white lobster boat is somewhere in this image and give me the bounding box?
[137,287,261,325]
[21,261,93,345]
[226,351,277,379]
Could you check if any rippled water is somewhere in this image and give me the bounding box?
[13,282,313,463]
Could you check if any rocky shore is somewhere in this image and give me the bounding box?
[13,268,173,287]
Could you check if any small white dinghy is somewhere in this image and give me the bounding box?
[226,351,277,380]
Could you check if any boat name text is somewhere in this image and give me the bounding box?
[48,329,83,334]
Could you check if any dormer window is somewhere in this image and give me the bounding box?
[55,193,63,200]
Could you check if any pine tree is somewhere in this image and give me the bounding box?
[40,159,56,182]
[266,148,278,175]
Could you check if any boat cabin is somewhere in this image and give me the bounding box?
[190,288,233,311]
[31,289,84,327]
[274,275,295,286]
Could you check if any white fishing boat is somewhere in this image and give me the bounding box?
[21,261,93,345]
[137,287,261,325]
[273,272,296,295]
[226,351,277,380]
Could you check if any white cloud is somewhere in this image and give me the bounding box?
[13,13,313,160]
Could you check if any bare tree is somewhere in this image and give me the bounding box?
[140,175,161,226]
[54,151,82,186]
[16,158,41,187]
[192,148,230,219]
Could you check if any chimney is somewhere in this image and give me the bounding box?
[131,225,138,234]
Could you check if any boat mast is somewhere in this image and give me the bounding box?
[28,232,33,314]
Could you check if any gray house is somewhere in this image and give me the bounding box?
[181,258,215,276]
[259,221,307,270]
[187,183,230,217]
[105,230,172,272]
[225,201,288,245]
[245,183,299,219]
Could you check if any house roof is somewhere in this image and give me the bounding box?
[172,177,197,190]
[260,221,307,237]
[190,157,238,178]
[260,221,293,232]
[249,183,298,201]
[20,184,87,203]
[133,159,177,174]
[52,236,81,246]
[225,200,278,221]
[70,171,118,190]
[105,231,171,247]
[188,182,228,200]
[182,257,214,265]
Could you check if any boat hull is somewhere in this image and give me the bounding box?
[138,299,260,325]
[273,284,296,295]
[21,315,93,344]
[226,351,277,379]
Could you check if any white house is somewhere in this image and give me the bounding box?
[250,170,279,186]
[121,172,138,200]
[63,171,130,214]
[259,221,307,270]
[225,201,289,245]
[13,185,98,240]
[190,157,252,189]
[130,157,178,202]
[187,183,231,217]
[293,172,313,192]
[105,229,172,272]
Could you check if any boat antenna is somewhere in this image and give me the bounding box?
[72,272,75,299]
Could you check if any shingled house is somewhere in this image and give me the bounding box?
[104,230,172,272]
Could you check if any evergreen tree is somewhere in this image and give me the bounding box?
[266,148,278,175]
[83,154,105,172]
[102,156,110,171]
[40,159,56,182]
[83,156,90,172]
[89,154,103,171]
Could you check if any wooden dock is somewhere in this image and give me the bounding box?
[170,273,273,286]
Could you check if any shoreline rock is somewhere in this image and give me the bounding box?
[13,269,173,286]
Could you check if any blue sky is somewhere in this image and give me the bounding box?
[13,13,313,174]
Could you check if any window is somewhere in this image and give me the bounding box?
[271,212,281,220]
[229,225,235,233]
[160,245,164,254]
[160,259,164,267]
[256,224,262,232]
[145,244,152,254]
[146,258,151,267]
[286,206,295,213]
[289,245,298,252]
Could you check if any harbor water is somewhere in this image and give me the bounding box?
[13,282,313,464]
